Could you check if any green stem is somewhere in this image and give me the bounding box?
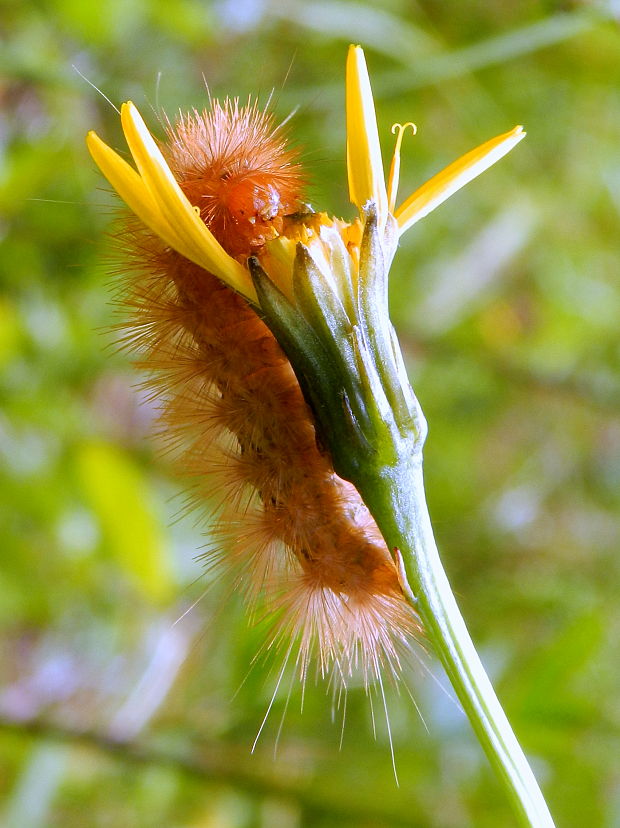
[357,457,555,828]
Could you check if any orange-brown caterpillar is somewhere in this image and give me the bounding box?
[114,99,420,691]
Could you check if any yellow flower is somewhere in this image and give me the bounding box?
[86,45,525,304]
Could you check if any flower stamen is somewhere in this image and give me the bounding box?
[387,122,417,214]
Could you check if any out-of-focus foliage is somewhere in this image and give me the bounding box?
[2,1,620,825]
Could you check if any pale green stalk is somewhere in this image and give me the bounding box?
[355,458,554,827]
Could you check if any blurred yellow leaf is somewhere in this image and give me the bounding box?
[75,441,174,603]
[0,298,22,367]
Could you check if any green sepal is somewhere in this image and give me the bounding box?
[248,256,370,473]
[356,209,422,436]
[248,206,426,484]
[292,245,376,435]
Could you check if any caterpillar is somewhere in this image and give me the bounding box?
[110,98,421,693]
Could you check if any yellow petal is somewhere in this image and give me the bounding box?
[395,125,526,235]
[86,130,198,261]
[120,102,255,299]
[346,45,388,226]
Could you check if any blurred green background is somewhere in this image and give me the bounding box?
[2,0,620,825]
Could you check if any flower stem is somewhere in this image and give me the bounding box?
[357,457,555,828]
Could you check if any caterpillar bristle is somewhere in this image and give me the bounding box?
[165,99,305,257]
[108,98,422,707]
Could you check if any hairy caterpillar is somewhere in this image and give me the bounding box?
[87,45,539,817]
[111,99,421,692]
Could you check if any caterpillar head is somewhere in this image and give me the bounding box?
[165,100,305,257]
